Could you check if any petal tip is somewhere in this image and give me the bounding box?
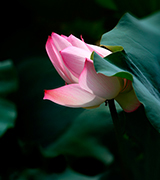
[124,103,141,113]
[80,35,84,41]
[68,34,74,38]
[51,32,59,39]
[43,90,49,100]
[51,32,56,36]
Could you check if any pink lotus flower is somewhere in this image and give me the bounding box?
[44,33,141,112]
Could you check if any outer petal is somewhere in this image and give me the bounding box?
[46,36,72,83]
[60,46,91,78]
[44,84,105,108]
[67,34,90,51]
[87,44,112,57]
[115,80,141,112]
[47,33,78,83]
[115,89,141,112]
[79,59,122,99]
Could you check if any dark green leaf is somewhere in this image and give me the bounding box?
[95,0,117,11]
[0,60,18,96]
[0,60,18,137]
[95,0,160,17]
[17,168,103,180]
[0,98,17,137]
[42,103,121,166]
[94,12,160,131]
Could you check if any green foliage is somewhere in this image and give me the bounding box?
[0,60,18,137]
[0,60,18,96]
[95,0,117,10]
[94,12,160,132]
[42,104,116,167]
[121,106,160,180]
[95,0,160,17]
[17,168,103,180]
[0,98,17,137]
[93,11,160,180]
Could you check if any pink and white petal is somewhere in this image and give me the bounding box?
[60,46,91,78]
[46,36,72,83]
[49,34,79,83]
[60,34,68,39]
[51,33,72,51]
[115,88,141,112]
[87,44,112,57]
[44,84,105,108]
[67,34,90,51]
[64,69,79,83]
[79,59,122,99]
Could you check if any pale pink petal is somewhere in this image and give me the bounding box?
[46,36,72,83]
[49,33,78,83]
[60,46,91,78]
[115,80,141,112]
[51,32,72,51]
[115,89,141,112]
[79,59,122,99]
[61,34,68,39]
[67,34,90,51]
[87,44,112,57]
[44,84,105,108]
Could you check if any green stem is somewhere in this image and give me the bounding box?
[106,99,120,134]
[106,99,131,180]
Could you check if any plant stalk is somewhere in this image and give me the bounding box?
[106,99,131,180]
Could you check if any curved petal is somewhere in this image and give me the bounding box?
[115,80,141,112]
[44,84,105,108]
[46,36,72,83]
[67,34,90,51]
[60,46,91,78]
[79,59,122,99]
[51,32,72,51]
[115,89,141,112]
[87,44,112,57]
[47,33,78,83]
[60,34,68,39]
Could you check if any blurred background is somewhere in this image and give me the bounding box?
[0,0,160,179]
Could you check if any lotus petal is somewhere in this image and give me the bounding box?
[60,46,91,78]
[44,84,105,108]
[87,44,112,57]
[79,59,122,99]
[67,34,90,51]
[46,36,72,83]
